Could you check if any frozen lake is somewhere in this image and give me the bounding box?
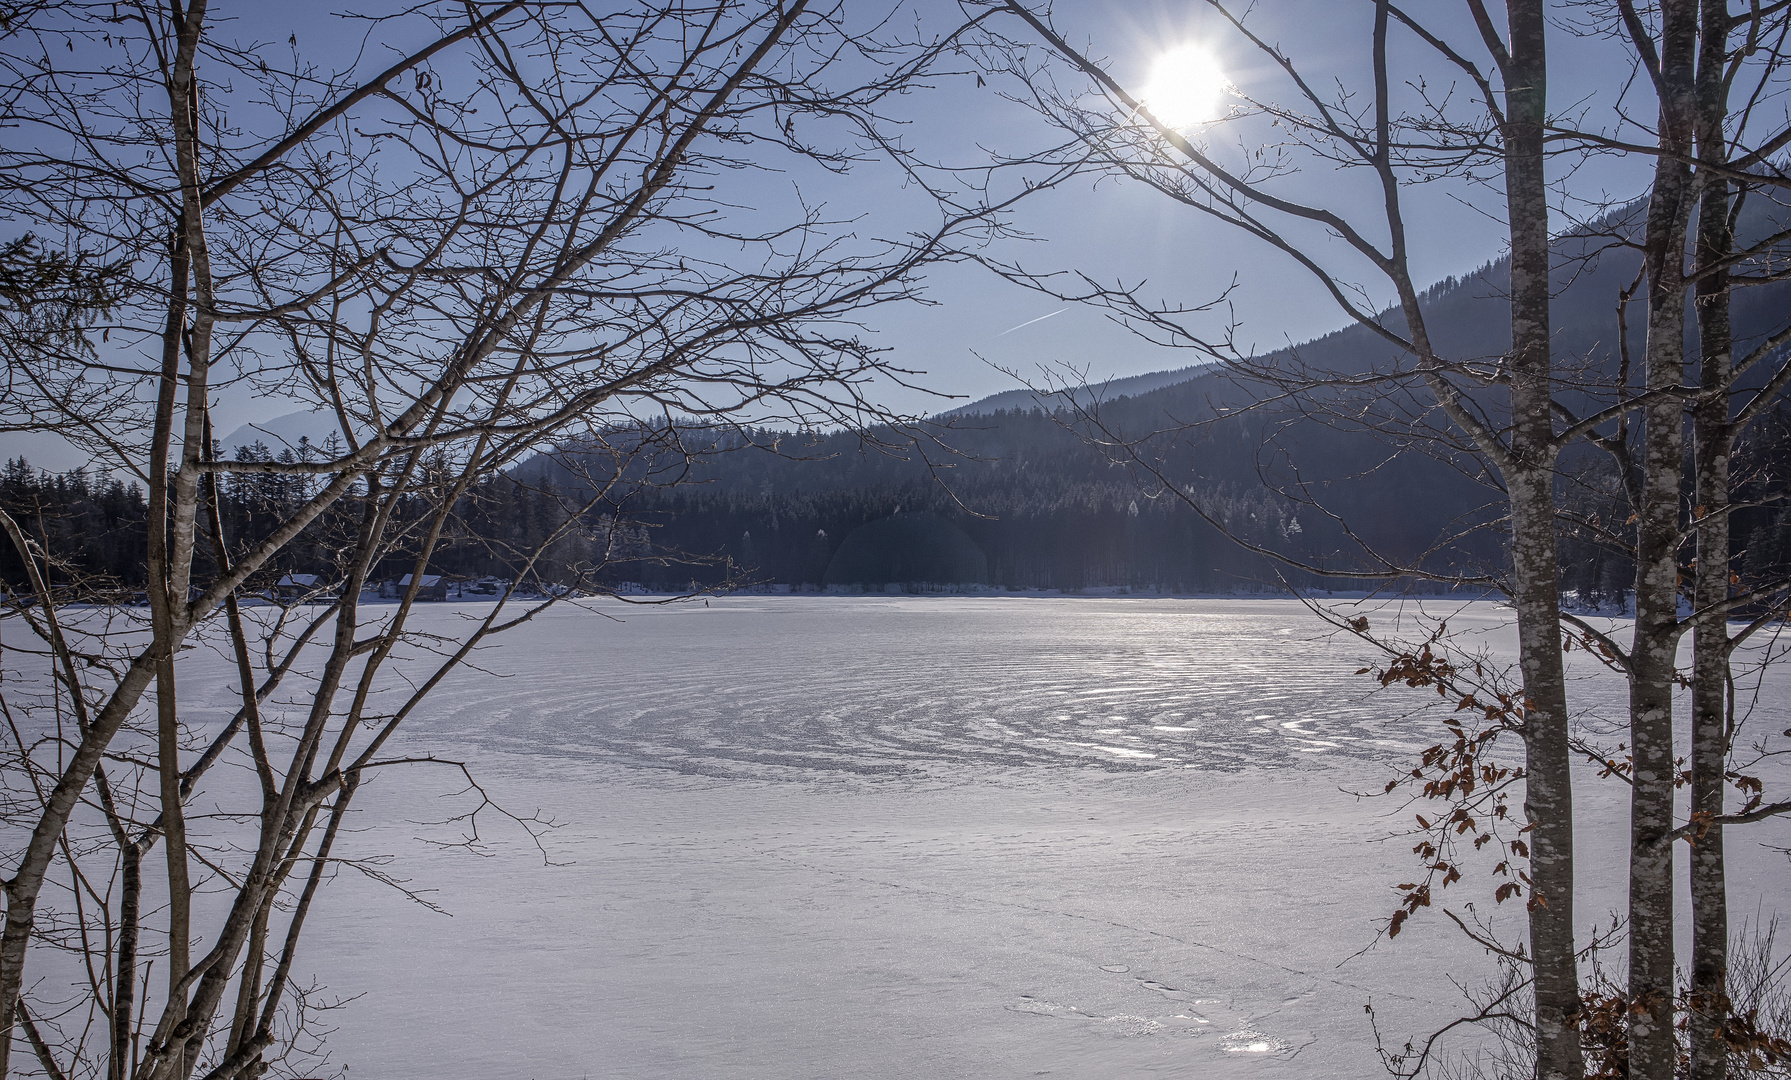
[172,598,1791,1077]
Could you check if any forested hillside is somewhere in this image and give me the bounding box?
[8,204,1790,600]
[507,394,1790,598]
[512,199,1791,598]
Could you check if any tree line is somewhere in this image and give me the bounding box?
[10,385,1786,604]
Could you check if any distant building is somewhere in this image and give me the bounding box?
[274,573,327,601]
[464,576,510,597]
[382,573,447,601]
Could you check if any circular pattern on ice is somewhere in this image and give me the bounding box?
[418,598,1412,779]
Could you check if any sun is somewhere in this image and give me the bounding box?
[1139,43,1228,129]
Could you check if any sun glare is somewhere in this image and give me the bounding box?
[1140,43,1228,129]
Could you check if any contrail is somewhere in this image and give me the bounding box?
[995,307,1068,337]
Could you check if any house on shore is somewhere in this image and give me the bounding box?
[381,573,448,601]
[273,573,327,601]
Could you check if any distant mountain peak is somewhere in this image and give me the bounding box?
[220,411,350,454]
[941,362,1218,418]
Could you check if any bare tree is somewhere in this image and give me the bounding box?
[1614,3,1699,1072]
[966,1,1791,1078]
[0,3,1000,1078]
[964,2,1589,1075]
[1566,4,1791,1076]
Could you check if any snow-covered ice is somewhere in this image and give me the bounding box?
[132,598,1791,1076]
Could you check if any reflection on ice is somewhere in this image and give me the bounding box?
[1222,1029,1290,1053]
[418,596,1425,779]
[1079,744,1157,759]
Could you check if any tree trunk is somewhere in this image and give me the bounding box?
[1686,2,1735,1067]
[114,841,142,1080]
[1500,7,1584,1077]
[1629,2,1697,1071]
[1629,256,1688,1080]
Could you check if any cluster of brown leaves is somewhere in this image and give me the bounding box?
[1731,771,1771,815]
[1716,1000,1791,1075]
[1576,987,1634,1080]
[1355,625,1532,937]
[1576,985,1791,1079]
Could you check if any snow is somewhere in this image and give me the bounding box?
[277,596,1786,1078]
[31,597,1791,1078]
[317,754,1454,1078]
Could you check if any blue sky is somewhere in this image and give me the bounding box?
[3,1,1663,469]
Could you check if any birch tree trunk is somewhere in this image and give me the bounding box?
[1500,7,1584,1077]
[1687,5,1736,1075]
[1686,171,1733,1080]
[1625,3,1698,1075]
